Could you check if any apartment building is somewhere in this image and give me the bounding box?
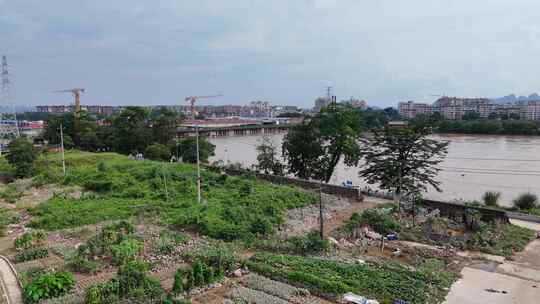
[398,101,432,119]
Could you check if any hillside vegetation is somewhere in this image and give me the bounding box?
[25,151,316,240]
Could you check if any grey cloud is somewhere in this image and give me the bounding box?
[2,0,540,107]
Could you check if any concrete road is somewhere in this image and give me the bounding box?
[444,267,540,304]
[0,257,22,304]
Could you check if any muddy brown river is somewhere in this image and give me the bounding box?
[210,134,540,207]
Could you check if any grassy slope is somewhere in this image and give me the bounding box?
[27,151,316,240]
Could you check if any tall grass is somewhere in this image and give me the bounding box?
[28,151,316,241]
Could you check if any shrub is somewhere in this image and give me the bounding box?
[84,281,119,304]
[111,239,144,266]
[14,248,49,263]
[83,173,113,192]
[0,185,23,204]
[343,208,401,234]
[173,261,218,293]
[288,231,330,255]
[156,230,188,254]
[513,193,538,210]
[5,138,38,177]
[185,242,237,273]
[117,261,165,300]
[483,191,501,207]
[14,230,46,251]
[23,271,75,304]
[66,255,102,274]
[145,144,171,161]
[172,269,185,294]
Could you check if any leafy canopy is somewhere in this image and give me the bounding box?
[359,125,448,195]
[283,103,364,182]
[6,138,38,177]
[255,135,284,175]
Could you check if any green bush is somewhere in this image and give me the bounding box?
[5,138,38,177]
[0,185,23,204]
[117,261,165,300]
[145,143,171,161]
[184,242,237,274]
[66,255,102,274]
[288,231,330,255]
[28,151,316,243]
[23,271,75,304]
[156,230,188,254]
[78,221,135,258]
[111,239,144,266]
[14,248,49,263]
[513,192,538,210]
[173,261,219,293]
[482,191,501,207]
[15,230,46,251]
[84,281,119,304]
[83,174,114,192]
[343,209,400,235]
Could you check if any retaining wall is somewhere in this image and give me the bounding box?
[421,199,509,223]
[220,168,510,222]
[222,168,362,200]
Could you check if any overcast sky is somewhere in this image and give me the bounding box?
[2,0,540,108]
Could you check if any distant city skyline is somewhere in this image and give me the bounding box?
[3,1,540,107]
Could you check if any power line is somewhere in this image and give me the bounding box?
[439,176,540,191]
[441,169,540,177]
[440,166,540,174]
[447,157,540,162]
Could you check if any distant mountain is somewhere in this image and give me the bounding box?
[490,93,540,104]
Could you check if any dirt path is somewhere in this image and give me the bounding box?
[0,256,22,304]
[280,195,385,238]
[322,200,379,235]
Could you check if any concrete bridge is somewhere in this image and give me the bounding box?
[176,124,292,138]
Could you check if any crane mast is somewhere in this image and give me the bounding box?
[184,94,223,119]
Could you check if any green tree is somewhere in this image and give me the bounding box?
[282,121,324,180]
[151,107,180,145]
[482,191,501,207]
[178,136,215,163]
[513,192,538,210]
[145,143,171,161]
[112,107,151,154]
[43,114,75,145]
[311,103,364,183]
[283,103,364,237]
[43,112,101,150]
[255,135,284,175]
[462,111,481,120]
[79,128,100,152]
[6,138,38,177]
[359,125,448,217]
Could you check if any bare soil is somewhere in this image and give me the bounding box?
[279,194,383,238]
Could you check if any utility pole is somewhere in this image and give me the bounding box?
[319,180,324,239]
[163,167,169,202]
[60,123,66,176]
[196,125,201,204]
[1,55,19,137]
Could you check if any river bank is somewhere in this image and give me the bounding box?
[210,133,540,207]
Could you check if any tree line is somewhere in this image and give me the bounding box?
[41,106,215,163]
[254,103,448,237]
[411,113,540,135]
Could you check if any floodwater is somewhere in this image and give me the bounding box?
[210,134,540,207]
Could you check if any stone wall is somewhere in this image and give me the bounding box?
[222,168,363,200]
[220,167,509,222]
[421,199,509,223]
